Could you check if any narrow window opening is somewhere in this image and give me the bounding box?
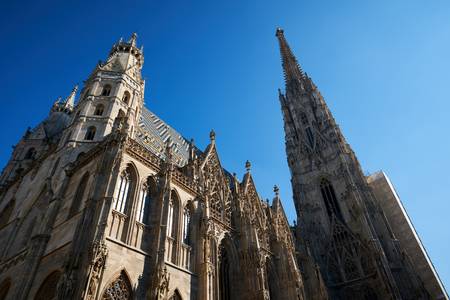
[122,91,130,104]
[320,178,343,221]
[183,207,191,245]
[94,104,104,116]
[84,126,96,141]
[101,85,111,96]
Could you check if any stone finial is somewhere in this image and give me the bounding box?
[245,160,251,172]
[274,185,279,196]
[129,33,138,46]
[209,129,216,142]
[276,27,284,36]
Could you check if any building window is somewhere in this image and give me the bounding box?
[0,279,11,300]
[115,170,131,214]
[34,271,62,300]
[101,84,112,96]
[24,147,36,160]
[94,104,104,116]
[167,199,174,237]
[320,178,343,221]
[68,173,89,218]
[136,185,151,224]
[122,91,130,104]
[0,199,14,229]
[305,127,314,147]
[84,126,96,141]
[182,207,191,245]
[102,271,132,300]
[167,192,180,239]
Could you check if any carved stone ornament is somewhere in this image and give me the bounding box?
[86,240,109,300]
[156,265,170,299]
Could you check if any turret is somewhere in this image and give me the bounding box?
[66,33,145,147]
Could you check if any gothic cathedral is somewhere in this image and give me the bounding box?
[0,30,446,300]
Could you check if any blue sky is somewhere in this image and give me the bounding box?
[1,0,449,291]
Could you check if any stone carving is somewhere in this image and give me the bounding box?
[86,240,108,300]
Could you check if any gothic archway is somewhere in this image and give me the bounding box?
[219,242,231,300]
[102,270,132,300]
[34,271,62,300]
[0,279,11,300]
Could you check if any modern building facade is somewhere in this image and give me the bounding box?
[0,29,446,300]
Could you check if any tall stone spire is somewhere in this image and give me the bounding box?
[63,84,78,109]
[276,28,305,93]
[275,29,430,300]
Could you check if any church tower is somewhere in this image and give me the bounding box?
[276,28,430,299]
[66,33,145,147]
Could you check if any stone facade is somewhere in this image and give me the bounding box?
[276,28,448,300]
[0,29,447,300]
[0,34,302,300]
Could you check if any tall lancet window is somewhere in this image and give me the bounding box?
[320,178,343,221]
[115,169,131,213]
[167,192,180,239]
[300,112,314,148]
[167,199,174,237]
[182,207,191,245]
[137,184,150,224]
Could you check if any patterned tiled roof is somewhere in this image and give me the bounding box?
[136,106,191,167]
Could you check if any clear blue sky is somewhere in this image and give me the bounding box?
[1,0,449,291]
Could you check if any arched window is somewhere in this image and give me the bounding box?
[320,178,343,221]
[68,172,89,217]
[24,147,36,160]
[122,91,130,104]
[115,170,130,214]
[0,279,11,300]
[94,104,104,116]
[182,206,191,245]
[167,192,179,239]
[84,126,96,141]
[136,184,151,224]
[300,112,314,147]
[114,166,136,215]
[34,271,61,300]
[169,290,182,300]
[101,84,112,96]
[102,270,132,300]
[0,199,15,229]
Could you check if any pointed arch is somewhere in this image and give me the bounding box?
[169,289,182,300]
[136,176,156,225]
[182,201,194,246]
[84,126,96,140]
[101,84,112,96]
[24,147,36,160]
[265,256,278,299]
[34,270,62,300]
[320,178,343,221]
[68,172,89,217]
[0,199,15,229]
[167,189,181,264]
[0,279,11,300]
[94,103,105,116]
[114,163,138,215]
[122,91,131,104]
[218,237,233,300]
[101,270,132,300]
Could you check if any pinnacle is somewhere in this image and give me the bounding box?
[245,160,251,172]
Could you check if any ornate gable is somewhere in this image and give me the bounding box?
[240,165,269,249]
[200,136,232,226]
